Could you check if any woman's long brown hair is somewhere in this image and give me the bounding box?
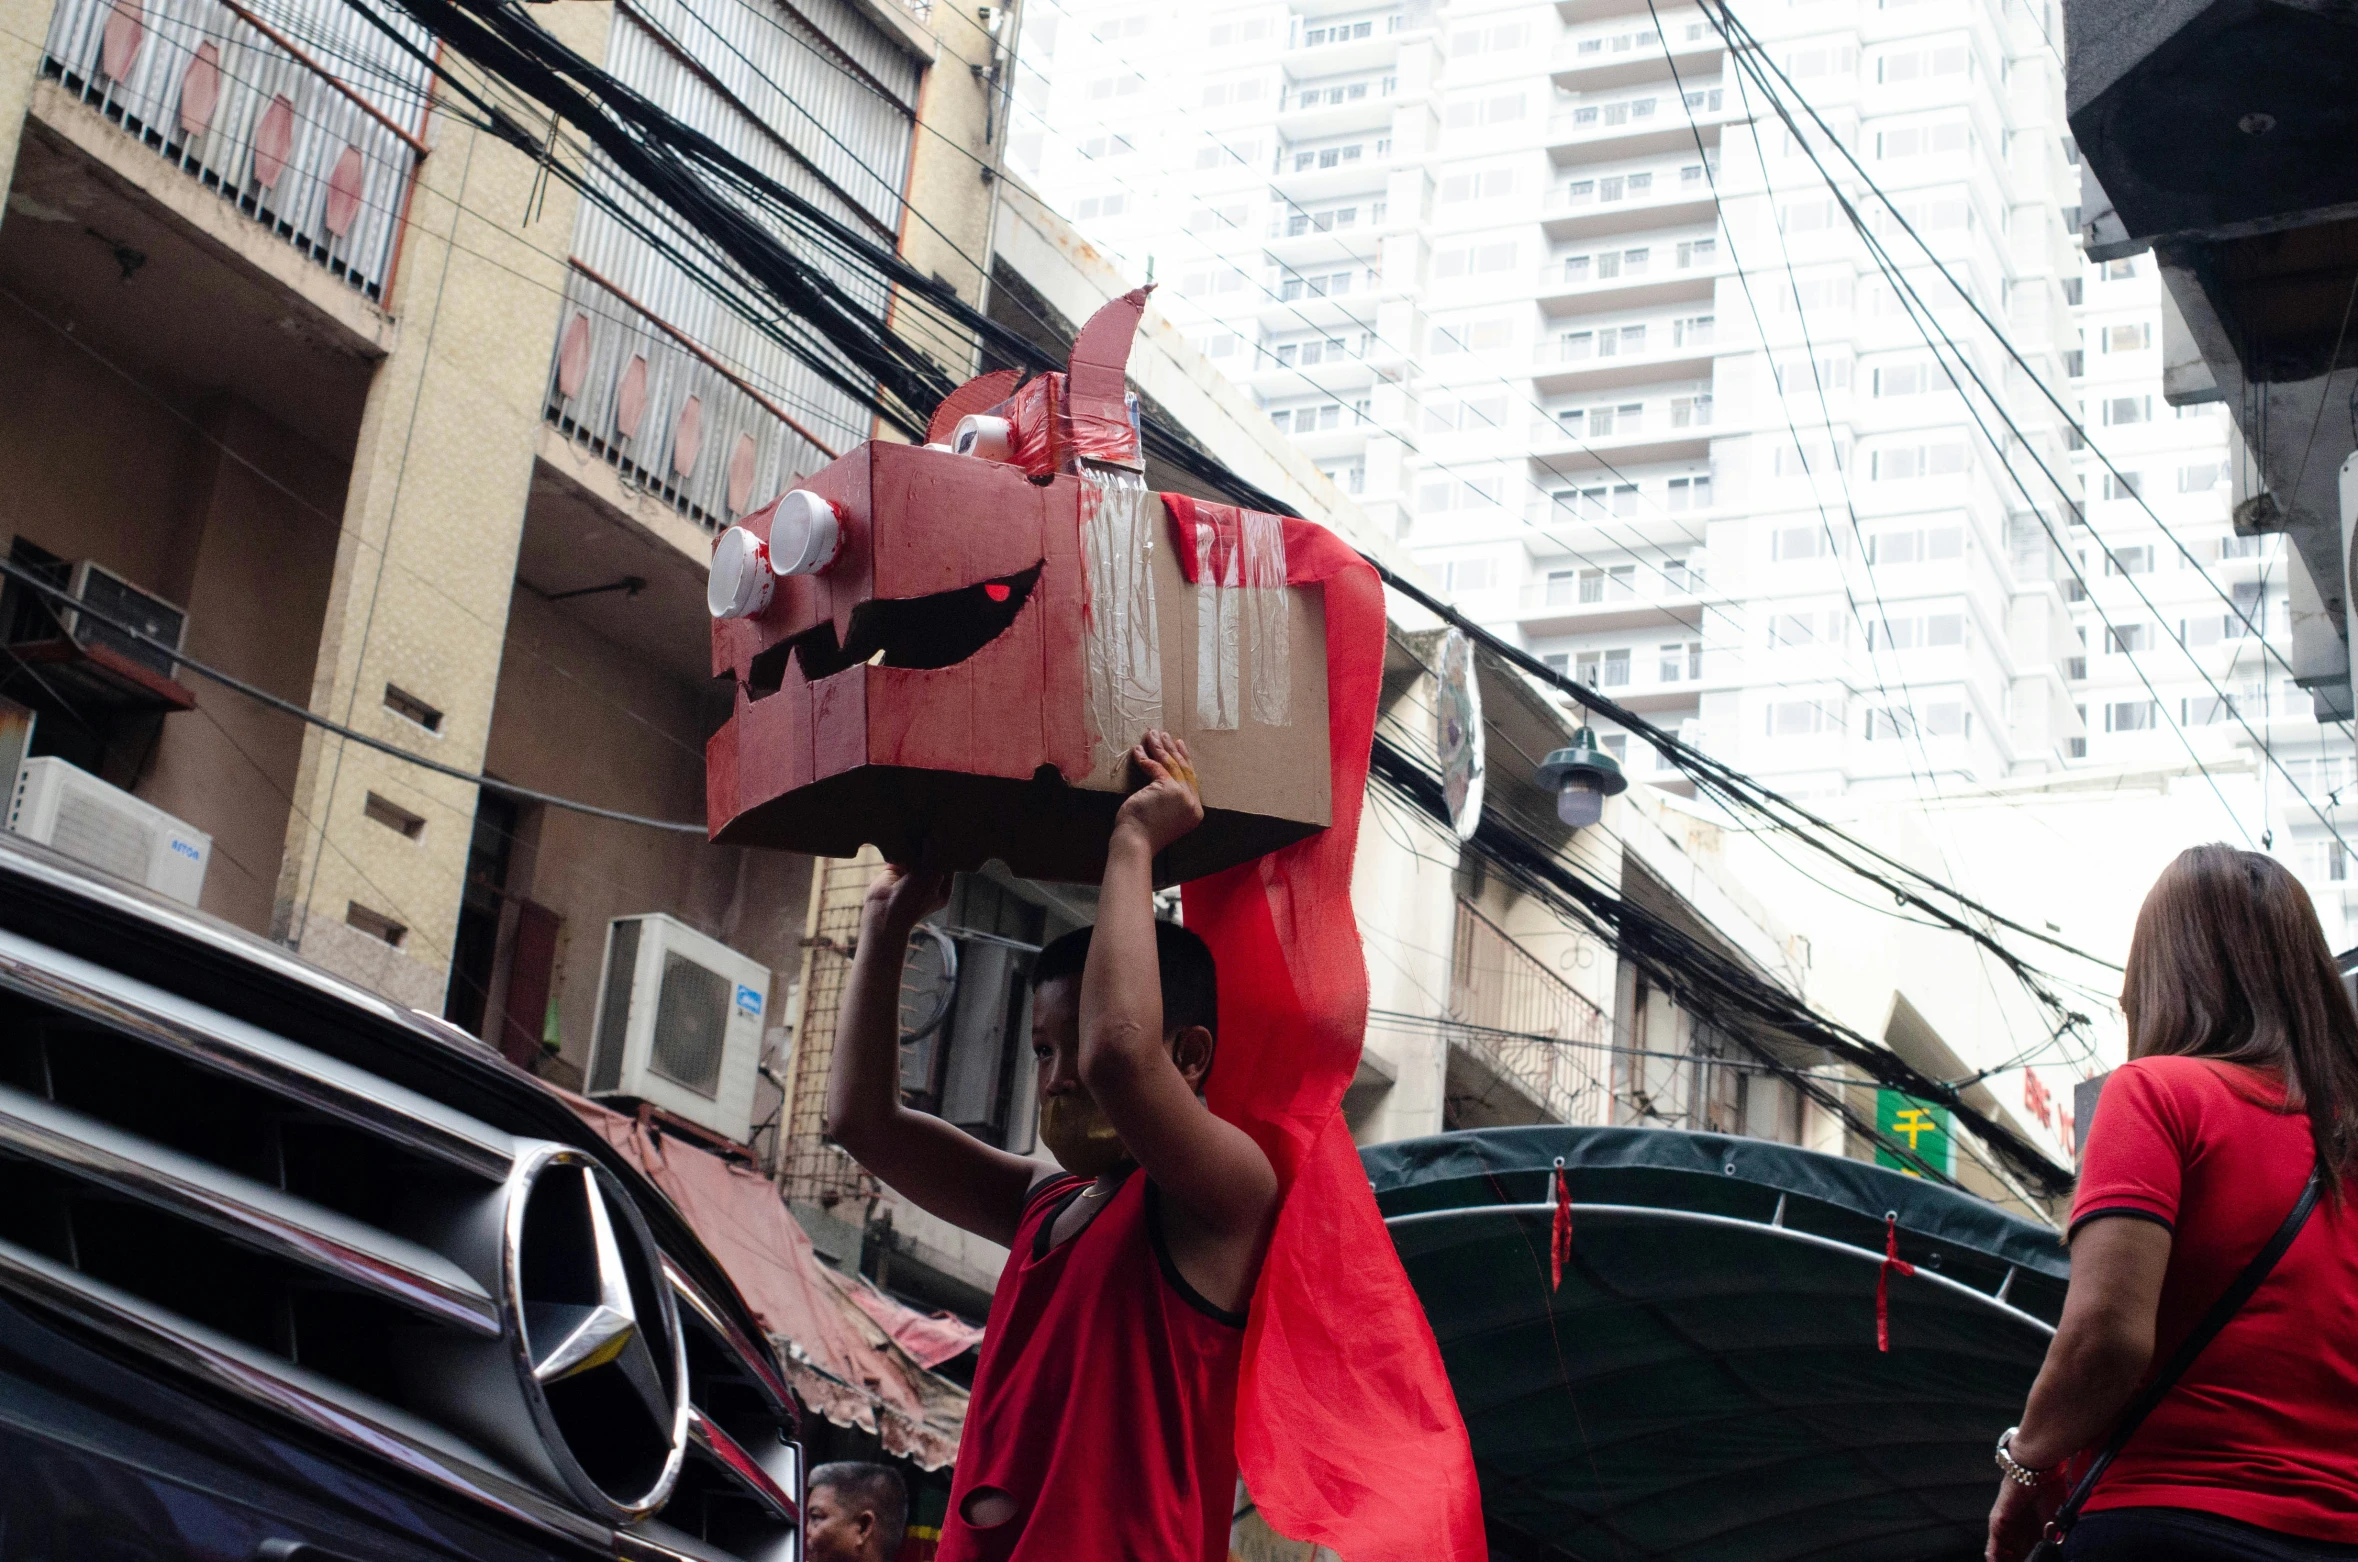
[2121,844,2358,1189]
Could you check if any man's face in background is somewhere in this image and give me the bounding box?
[804,1483,881,1562]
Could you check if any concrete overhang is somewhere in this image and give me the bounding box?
[2064,0,2358,722]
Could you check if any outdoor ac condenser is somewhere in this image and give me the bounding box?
[66,561,187,677]
[586,913,770,1143]
[8,756,211,906]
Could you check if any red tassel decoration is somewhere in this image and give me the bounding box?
[1877,1213,1916,1352]
[1550,1169,1574,1291]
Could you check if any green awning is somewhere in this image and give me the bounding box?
[1364,1127,2068,1562]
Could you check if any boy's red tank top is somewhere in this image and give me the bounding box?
[936,1168,1246,1562]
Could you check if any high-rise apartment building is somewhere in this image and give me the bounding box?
[2063,253,2352,941]
[1012,0,2343,920]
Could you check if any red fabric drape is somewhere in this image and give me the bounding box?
[1162,495,1486,1562]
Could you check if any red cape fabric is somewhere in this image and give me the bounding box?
[1161,495,1486,1562]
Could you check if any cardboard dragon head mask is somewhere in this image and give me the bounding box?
[705,290,1331,885]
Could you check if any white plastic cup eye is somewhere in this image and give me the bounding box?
[951,414,1014,463]
[708,526,775,619]
[770,490,842,577]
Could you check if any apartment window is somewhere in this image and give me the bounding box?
[1865,524,1964,563]
[1922,702,1970,738]
[1872,363,1933,397]
[1670,394,1712,427]
[1870,443,1969,480]
[1543,652,1570,674]
[1437,558,1497,593]
[1667,474,1712,510]
[2219,532,2263,559]
[2063,349,2084,376]
[2228,581,2264,636]
[1672,315,1713,347]
[1600,648,1631,687]
[2102,395,2152,426]
[2105,700,2157,732]
[1687,642,1704,679]
[1576,565,1636,603]
[1575,650,1601,685]
[2178,462,2223,493]
[1875,42,1970,82]
[2105,624,2149,654]
[1784,44,1858,77]
[2103,322,2152,353]
[1772,525,1829,560]
[1676,238,1718,268]
[1765,700,1841,736]
[2104,545,2154,575]
[1775,354,1853,393]
[363,793,426,840]
[383,684,443,732]
[1554,486,1607,518]
[2181,695,2238,726]
[1874,120,1969,158]
[1658,643,1687,681]
[1865,708,1914,740]
[2101,257,2139,280]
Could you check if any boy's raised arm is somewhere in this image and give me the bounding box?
[824,866,1043,1249]
[1079,733,1279,1241]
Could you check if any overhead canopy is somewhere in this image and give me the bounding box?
[1365,1127,2068,1562]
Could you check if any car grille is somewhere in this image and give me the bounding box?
[0,920,801,1558]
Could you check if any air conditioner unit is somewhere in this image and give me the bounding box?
[587,913,770,1144]
[8,756,211,906]
[65,561,186,678]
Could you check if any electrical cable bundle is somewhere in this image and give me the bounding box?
[298,0,2113,1161]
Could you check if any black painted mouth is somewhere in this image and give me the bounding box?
[747,563,1042,695]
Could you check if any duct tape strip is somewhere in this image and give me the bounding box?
[1068,402,1142,470]
[1080,465,1163,762]
[1191,508,1241,730]
[1238,507,1289,728]
[1004,374,1063,478]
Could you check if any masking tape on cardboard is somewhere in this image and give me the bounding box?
[1080,466,1163,761]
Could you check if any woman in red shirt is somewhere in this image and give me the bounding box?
[1987,845,2358,1561]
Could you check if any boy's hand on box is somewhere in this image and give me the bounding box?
[867,863,952,935]
[1115,730,1205,856]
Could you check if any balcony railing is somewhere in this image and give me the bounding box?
[1520,569,1702,612]
[1546,167,1714,215]
[1448,899,1611,1126]
[43,0,432,301]
[545,261,840,535]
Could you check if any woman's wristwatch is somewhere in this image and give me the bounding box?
[1995,1426,2054,1489]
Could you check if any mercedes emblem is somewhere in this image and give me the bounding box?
[503,1143,689,1521]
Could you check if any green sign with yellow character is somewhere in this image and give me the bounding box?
[1874,1089,1953,1178]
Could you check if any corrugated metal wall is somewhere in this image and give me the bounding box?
[551,0,923,517]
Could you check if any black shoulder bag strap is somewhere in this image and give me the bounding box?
[2027,1160,2325,1559]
